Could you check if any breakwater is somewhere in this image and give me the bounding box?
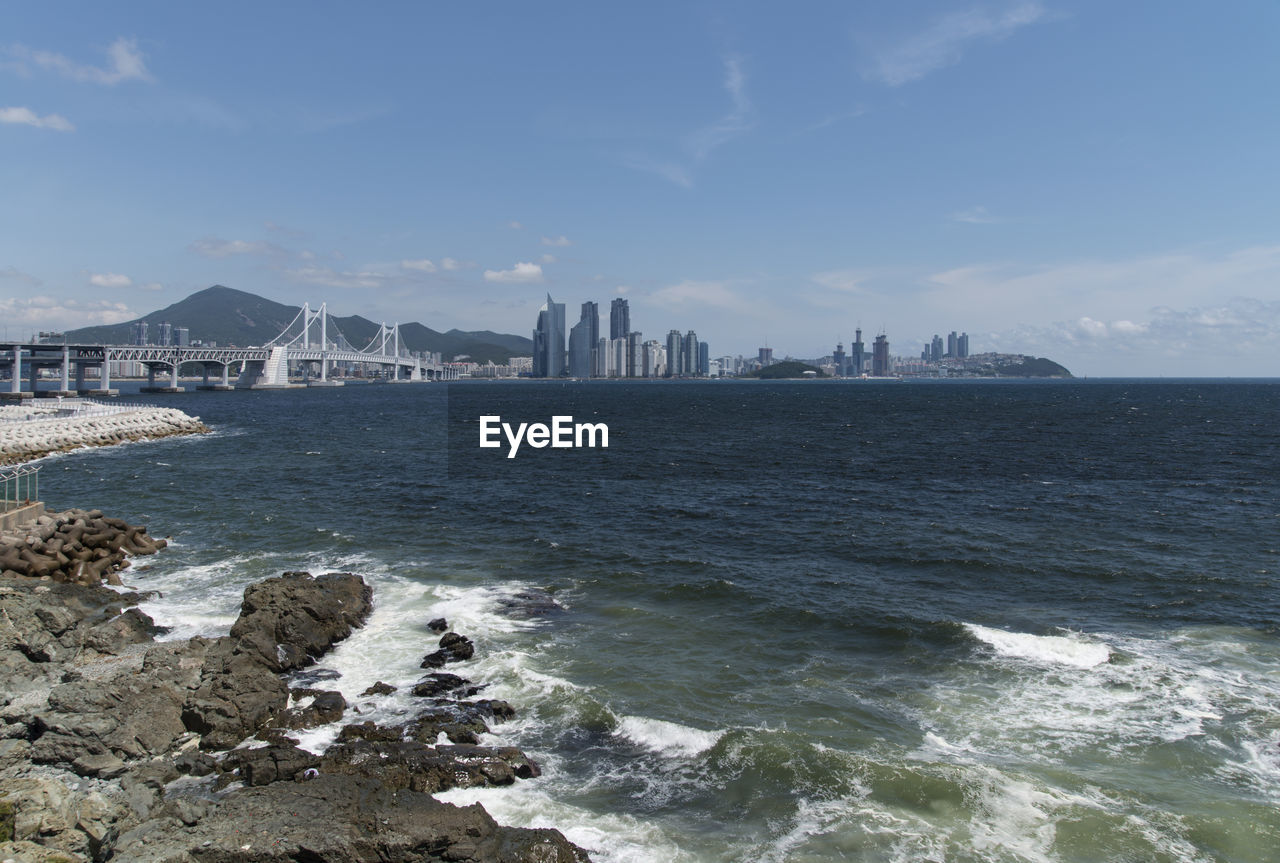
[0,518,590,863]
[0,401,208,466]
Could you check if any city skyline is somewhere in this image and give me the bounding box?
[3,4,1279,377]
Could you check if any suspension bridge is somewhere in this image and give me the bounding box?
[0,302,459,398]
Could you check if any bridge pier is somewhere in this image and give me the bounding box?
[141,362,184,393]
[197,361,234,391]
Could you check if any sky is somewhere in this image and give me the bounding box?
[2,1,1278,377]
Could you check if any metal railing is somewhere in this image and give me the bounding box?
[1,464,39,513]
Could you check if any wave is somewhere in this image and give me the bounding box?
[963,623,1111,668]
[612,715,723,758]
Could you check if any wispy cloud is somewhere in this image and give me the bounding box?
[286,265,391,290]
[441,257,474,271]
[89,272,132,289]
[950,205,1000,224]
[811,269,868,294]
[507,221,524,230]
[687,55,755,160]
[621,53,756,188]
[0,296,134,330]
[650,279,752,312]
[188,238,284,258]
[7,37,152,85]
[0,106,74,131]
[483,262,544,284]
[620,153,692,188]
[400,258,437,272]
[867,2,1047,86]
[541,235,572,247]
[0,266,43,286]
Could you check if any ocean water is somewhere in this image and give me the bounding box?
[36,380,1280,862]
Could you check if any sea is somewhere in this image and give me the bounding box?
[35,379,1280,863]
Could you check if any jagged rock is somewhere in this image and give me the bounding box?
[495,588,564,619]
[427,617,448,633]
[420,632,475,668]
[411,672,477,698]
[229,571,373,672]
[273,689,347,730]
[319,738,540,793]
[0,774,132,861]
[225,743,321,787]
[360,680,396,696]
[110,774,588,863]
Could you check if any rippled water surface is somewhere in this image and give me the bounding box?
[40,379,1280,862]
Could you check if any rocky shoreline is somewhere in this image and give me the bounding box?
[0,513,590,863]
[0,404,209,466]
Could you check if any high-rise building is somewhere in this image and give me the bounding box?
[931,334,943,362]
[175,327,190,347]
[568,318,593,378]
[683,331,699,377]
[159,321,173,347]
[627,332,644,378]
[758,346,773,367]
[666,330,682,377]
[833,342,847,376]
[852,329,865,376]
[958,332,970,358]
[698,341,709,376]
[947,331,958,358]
[872,334,890,377]
[608,337,627,377]
[642,340,662,377]
[532,294,566,377]
[610,298,630,340]
[580,302,599,375]
[134,321,149,346]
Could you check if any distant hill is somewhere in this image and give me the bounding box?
[63,286,533,364]
[990,356,1073,378]
[743,361,826,379]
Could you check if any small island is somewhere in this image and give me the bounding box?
[741,361,827,379]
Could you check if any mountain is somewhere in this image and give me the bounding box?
[63,286,533,364]
[743,361,827,379]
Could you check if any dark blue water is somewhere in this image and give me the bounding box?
[39,380,1280,862]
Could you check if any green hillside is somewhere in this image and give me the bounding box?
[991,356,1073,378]
[743,361,827,379]
[63,285,532,364]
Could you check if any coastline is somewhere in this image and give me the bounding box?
[0,511,589,862]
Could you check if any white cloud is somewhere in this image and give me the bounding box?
[950,205,999,224]
[9,37,151,85]
[401,258,437,272]
[539,254,557,265]
[0,106,74,131]
[188,237,282,258]
[139,282,165,292]
[89,272,133,289]
[0,296,134,330]
[483,262,543,283]
[441,257,464,271]
[541,235,572,247]
[867,2,1047,86]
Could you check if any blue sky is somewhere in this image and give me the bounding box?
[2,1,1278,376]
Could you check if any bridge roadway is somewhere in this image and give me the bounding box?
[0,342,456,398]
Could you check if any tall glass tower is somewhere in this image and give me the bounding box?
[532,294,566,377]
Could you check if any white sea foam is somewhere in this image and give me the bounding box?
[612,715,723,758]
[435,785,694,863]
[964,623,1111,668]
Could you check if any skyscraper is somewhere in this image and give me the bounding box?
[833,342,846,376]
[568,318,592,378]
[627,332,643,378]
[958,332,970,358]
[852,329,865,376]
[683,331,698,377]
[666,330,682,377]
[872,334,890,377]
[698,341,709,376]
[532,294,565,377]
[580,302,599,375]
[931,334,944,362]
[610,298,630,340]
[947,331,958,358]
